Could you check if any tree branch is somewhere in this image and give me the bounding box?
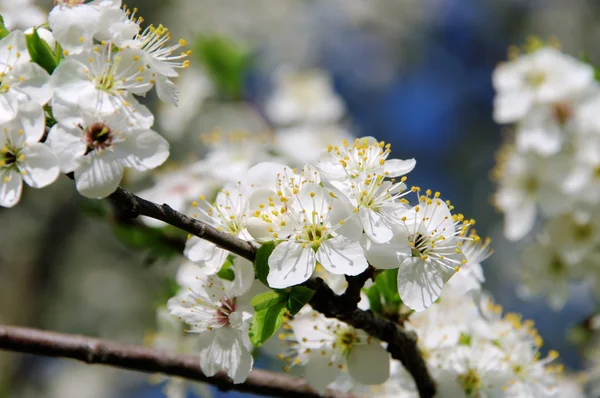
[100,185,436,397]
[0,325,352,398]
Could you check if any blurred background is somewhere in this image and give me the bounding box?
[3,0,600,396]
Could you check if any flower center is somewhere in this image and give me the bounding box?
[85,122,114,153]
[0,145,19,168]
[411,233,428,257]
[215,297,236,327]
[335,329,359,357]
[525,71,546,87]
[457,368,482,396]
[551,102,573,125]
[549,255,565,275]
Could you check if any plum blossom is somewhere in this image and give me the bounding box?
[167,258,260,384]
[493,46,594,123]
[0,102,60,207]
[46,109,169,198]
[0,30,52,124]
[50,43,155,128]
[284,310,390,393]
[184,183,251,275]
[266,183,367,288]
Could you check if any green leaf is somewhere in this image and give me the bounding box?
[248,300,287,347]
[251,291,286,311]
[366,284,383,314]
[0,15,8,40]
[194,35,249,99]
[287,286,315,315]
[375,268,400,310]
[254,241,275,286]
[216,256,235,281]
[25,28,58,74]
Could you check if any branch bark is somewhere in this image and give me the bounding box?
[0,325,351,398]
[101,185,436,397]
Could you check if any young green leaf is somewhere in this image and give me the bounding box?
[366,284,383,314]
[194,35,249,99]
[25,28,58,74]
[216,256,235,281]
[248,300,287,347]
[251,290,287,312]
[0,15,8,40]
[375,268,400,310]
[253,241,275,286]
[287,286,315,315]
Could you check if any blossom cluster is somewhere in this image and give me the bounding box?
[492,40,600,309]
[0,0,191,206]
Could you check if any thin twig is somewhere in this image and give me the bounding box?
[0,325,352,398]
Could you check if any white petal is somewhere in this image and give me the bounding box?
[504,201,536,241]
[493,91,534,123]
[183,238,228,275]
[267,241,316,288]
[198,329,253,384]
[347,341,390,385]
[362,233,410,270]
[0,93,19,125]
[383,158,416,177]
[360,206,393,243]
[45,124,87,173]
[304,348,341,393]
[247,162,289,188]
[397,257,444,312]
[74,152,124,198]
[18,143,60,188]
[14,101,46,143]
[116,129,169,171]
[228,257,255,297]
[316,236,368,276]
[155,76,179,106]
[9,62,52,106]
[0,31,30,63]
[0,168,23,207]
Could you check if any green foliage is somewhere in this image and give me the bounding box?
[287,286,315,315]
[253,241,275,286]
[112,223,182,261]
[365,269,401,315]
[25,28,58,74]
[249,291,287,347]
[366,284,383,314]
[0,15,8,40]
[248,286,315,346]
[216,256,235,281]
[194,35,249,99]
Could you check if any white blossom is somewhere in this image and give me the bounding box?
[284,309,390,392]
[0,102,60,207]
[167,258,259,384]
[0,30,52,125]
[46,109,169,198]
[493,46,594,123]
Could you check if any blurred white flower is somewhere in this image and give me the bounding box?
[0,0,46,31]
[266,69,345,125]
[493,46,593,123]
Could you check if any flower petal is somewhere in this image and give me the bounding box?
[116,129,170,171]
[316,236,368,276]
[267,241,316,288]
[0,168,23,208]
[397,257,444,312]
[18,143,60,188]
[347,341,390,385]
[360,206,393,243]
[383,158,416,177]
[183,238,228,275]
[198,329,253,384]
[74,151,124,198]
[304,348,341,393]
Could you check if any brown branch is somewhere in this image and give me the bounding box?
[0,325,352,398]
[99,185,436,397]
